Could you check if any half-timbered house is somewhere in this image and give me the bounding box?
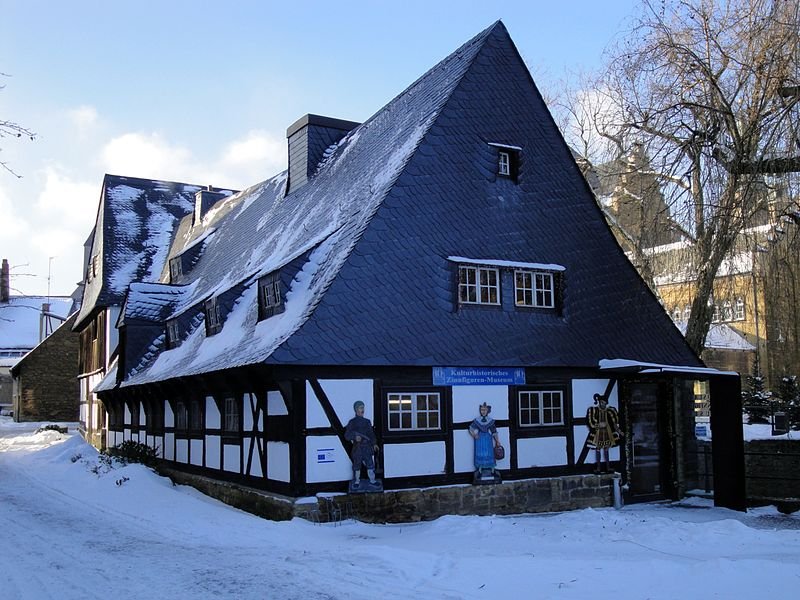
[88,22,745,519]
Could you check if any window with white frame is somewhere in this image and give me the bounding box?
[711,303,721,323]
[498,151,511,176]
[734,298,745,321]
[722,300,733,322]
[682,305,691,321]
[223,396,240,433]
[205,296,222,335]
[515,270,555,308]
[387,392,441,431]
[518,389,564,426]
[258,272,283,320]
[458,265,500,305]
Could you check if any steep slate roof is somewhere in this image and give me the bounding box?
[104,22,702,391]
[75,175,237,330]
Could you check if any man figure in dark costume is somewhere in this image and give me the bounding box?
[586,393,621,473]
[344,400,381,491]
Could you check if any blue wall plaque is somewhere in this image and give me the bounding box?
[432,367,526,386]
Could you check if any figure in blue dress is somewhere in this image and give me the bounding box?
[469,402,501,483]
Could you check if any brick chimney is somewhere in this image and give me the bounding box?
[193,185,228,227]
[285,114,360,195]
[1,258,9,303]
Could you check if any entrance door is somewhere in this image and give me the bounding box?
[628,383,665,500]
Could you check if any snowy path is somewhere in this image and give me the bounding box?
[2,421,800,599]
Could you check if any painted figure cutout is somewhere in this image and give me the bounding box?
[586,393,621,473]
[344,400,382,492]
[469,402,501,484]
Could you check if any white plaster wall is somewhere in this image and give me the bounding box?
[267,441,290,482]
[123,428,130,442]
[267,390,288,416]
[206,435,220,469]
[223,444,240,473]
[190,439,203,466]
[319,379,374,427]
[164,433,175,460]
[139,401,145,426]
[452,386,509,423]
[453,427,510,472]
[206,396,220,429]
[574,426,620,463]
[383,442,446,477]
[244,393,255,431]
[176,439,188,463]
[124,404,131,425]
[517,436,568,468]
[306,435,352,483]
[165,401,174,428]
[572,379,618,418]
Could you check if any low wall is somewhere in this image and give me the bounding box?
[158,468,618,523]
[745,439,800,502]
[696,439,800,510]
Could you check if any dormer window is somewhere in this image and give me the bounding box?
[258,272,284,320]
[166,318,181,349]
[169,256,183,282]
[498,151,511,175]
[489,143,520,182]
[458,265,500,305]
[205,296,222,336]
[515,270,554,308]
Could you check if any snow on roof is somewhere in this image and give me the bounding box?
[674,321,755,351]
[0,296,74,354]
[447,256,566,272]
[599,358,738,377]
[104,23,500,388]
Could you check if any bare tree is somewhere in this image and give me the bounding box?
[1,72,36,178]
[567,0,800,355]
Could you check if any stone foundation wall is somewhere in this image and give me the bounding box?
[158,468,618,523]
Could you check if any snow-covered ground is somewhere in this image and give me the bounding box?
[2,417,799,600]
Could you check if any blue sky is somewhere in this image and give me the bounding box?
[0,0,639,296]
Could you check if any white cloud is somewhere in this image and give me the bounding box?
[101,132,197,182]
[35,167,98,228]
[221,130,286,178]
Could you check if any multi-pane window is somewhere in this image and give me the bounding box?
[721,300,733,322]
[682,306,691,321]
[711,303,721,323]
[166,319,181,349]
[498,151,511,176]
[205,297,222,335]
[258,272,283,320]
[458,266,500,305]
[387,392,441,431]
[515,270,555,308]
[223,396,240,433]
[734,298,745,321]
[518,390,564,426]
[169,256,183,282]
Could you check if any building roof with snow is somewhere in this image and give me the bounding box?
[98,21,702,391]
[74,175,238,331]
